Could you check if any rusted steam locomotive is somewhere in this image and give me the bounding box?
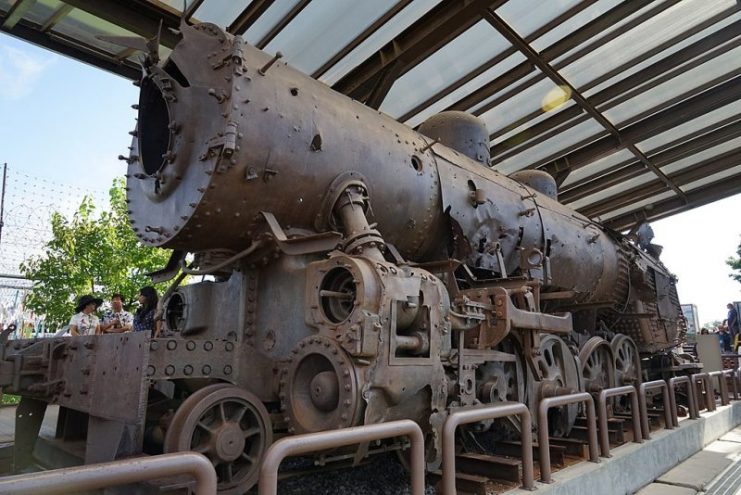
[0,22,692,494]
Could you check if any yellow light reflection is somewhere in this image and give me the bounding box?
[541,85,572,112]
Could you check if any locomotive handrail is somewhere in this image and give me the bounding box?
[691,372,716,412]
[708,371,730,405]
[442,402,534,493]
[597,386,643,458]
[667,375,698,424]
[637,380,673,440]
[0,452,216,495]
[538,393,599,483]
[258,419,425,495]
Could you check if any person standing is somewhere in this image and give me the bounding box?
[133,286,160,337]
[100,293,133,333]
[69,295,102,336]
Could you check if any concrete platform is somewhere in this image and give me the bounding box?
[511,401,741,495]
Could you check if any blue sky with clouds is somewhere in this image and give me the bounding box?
[0,30,739,323]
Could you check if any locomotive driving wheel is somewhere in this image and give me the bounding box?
[579,337,616,394]
[280,336,363,434]
[164,384,272,494]
[531,334,581,436]
[611,334,642,387]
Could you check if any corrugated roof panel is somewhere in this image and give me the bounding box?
[19,0,63,26]
[380,20,508,119]
[560,148,634,187]
[264,0,400,75]
[568,172,655,210]
[243,0,302,45]
[599,190,676,221]
[636,99,741,152]
[661,135,741,175]
[528,0,623,52]
[495,0,581,40]
[680,163,741,192]
[193,0,251,28]
[51,9,141,56]
[558,0,736,89]
[318,0,443,86]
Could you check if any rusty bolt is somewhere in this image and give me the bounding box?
[146,365,156,376]
[225,342,234,352]
[165,365,175,376]
[183,365,193,376]
[204,341,213,351]
[202,365,211,375]
[186,340,196,351]
[166,340,177,350]
[224,365,233,375]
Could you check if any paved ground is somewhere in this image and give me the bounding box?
[636,426,741,494]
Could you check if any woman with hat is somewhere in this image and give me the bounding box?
[69,294,103,336]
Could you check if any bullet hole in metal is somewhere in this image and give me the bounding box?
[311,134,322,151]
[290,87,299,96]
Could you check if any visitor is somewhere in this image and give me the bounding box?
[133,286,160,337]
[727,303,740,340]
[69,295,102,336]
[100,293,133,333]
[718,326,732,353]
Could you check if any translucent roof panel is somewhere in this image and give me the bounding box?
[243,0,303,45]
[568,172,655,210]
[193,0,251,28]
[318,0,444,85]
[560,148,635,187]
[584,9,741,97]
[680,164,741,192]
[264,0,400,76]
[18,0,63,26]
[155,0,194,13]
[604,45,741,126]
[380,20,508,119]
[403,52,528,128]
[495,0,582,39]
[495,120,606,175]
[51,9,141,56]
[599,191,676,221]
[528,0,623,52]
[557,0,736,89]
[635,99,741,153]
[661,136,741,175]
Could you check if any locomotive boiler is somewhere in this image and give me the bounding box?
[0,21,690,494]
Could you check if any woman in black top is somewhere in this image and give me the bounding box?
[133,286,160,337]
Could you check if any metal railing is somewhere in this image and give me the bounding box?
[637,380,673,440]
[692,372,716,412]
[668,375,698,424]
[709,370,730,406]
[258,419,425,495]
[0,452,216,495]
[442,402,534,493]
[538,393,599,483]
[724,369,739,400]
[597,386,642,458]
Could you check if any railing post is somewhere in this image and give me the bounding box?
[692,372,716,412]
[258,420,425,495]
[638,380,673,440]
[724,369,739,400]
[668,376,698,423]
[442,402,534,494]
[709,371,730,405]
[597,386,643,458]
[538,393,599,483]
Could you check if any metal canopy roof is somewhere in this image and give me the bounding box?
[2,0,740,232]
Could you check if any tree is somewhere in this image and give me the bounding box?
[20,178,172,329]
[728,236,741,284]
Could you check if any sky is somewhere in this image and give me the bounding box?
[0,31,739,324]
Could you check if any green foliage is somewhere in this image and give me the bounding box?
[1,394,20,406]
[20,178,172,329]
[728,236,741,284]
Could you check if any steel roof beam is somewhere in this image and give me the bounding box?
[332,0,502,103]
[184,0,205,21]
[61,0,181,48]
[229,0,274,35]
[604,171,741,231]
[482,9,686,199]
[493,13,741,157]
